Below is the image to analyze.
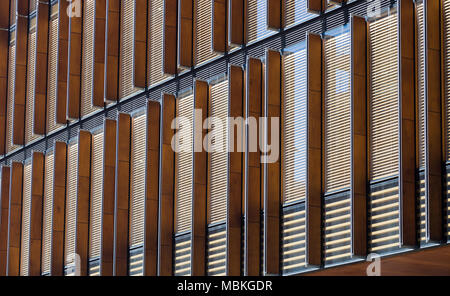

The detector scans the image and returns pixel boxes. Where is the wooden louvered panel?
[6,44,17,153]
[81,0,97,118]
[285,0,314,27]
[175,95,194,233]
[209,80,229,224]
[368,13,399,181]
[195,0,217,65]
[130,114,146,247]
[247,0,271,43]
[324,32,351,192]
[47,15,60,133]
[25,31,38,144]
[148,0,168,86]
[119,0,137,98]
[42,153,54,274]
[20,163,32,276]
[417,2,425,168]
[283,49,307,204]
[89,132,104,259]
[65,142,78,265]
[444,0,450,160]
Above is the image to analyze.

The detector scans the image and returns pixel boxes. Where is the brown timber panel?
[306,32,322,266]
[144,100,160,276]
[178,0,193,68]
[229,0,244,45]
[265,49,281,275]
[7,162,24,276]
[75,130,92,276]
[351,15,367,257]
[135,0,148,88]
[399,0,416,247]
[227,65,244,275]
[101,119,117,275]
[0,166,10,275]
[13,15,28,145]
[105,0,120,101]
[158,94,175,275]
[192,80,208,275]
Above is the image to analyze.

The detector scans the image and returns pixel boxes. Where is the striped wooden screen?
[282,47,307,204]
[89,131,104,276]
[47,4,61,133]
[81,0,97,118]
[20,162,32,276]
[148,0,168,86]
[41,152,54,275]
[119,0,137,98]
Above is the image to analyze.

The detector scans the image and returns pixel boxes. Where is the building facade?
[0,0,448,276]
